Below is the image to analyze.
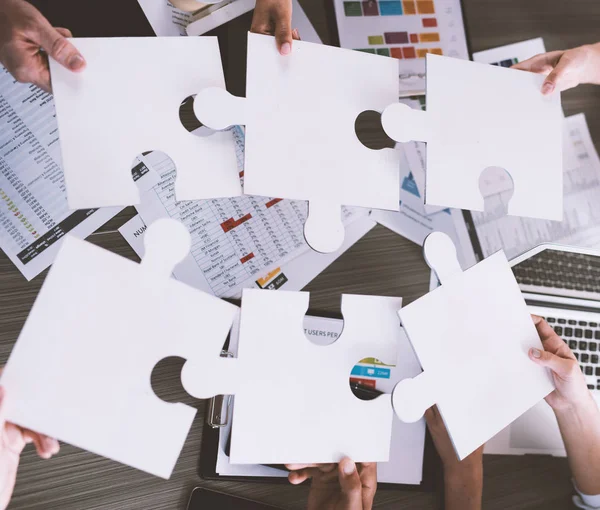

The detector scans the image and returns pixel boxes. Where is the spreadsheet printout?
[0,69,121,280]
[135,127,370,298]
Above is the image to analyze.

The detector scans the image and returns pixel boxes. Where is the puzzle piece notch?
[381,103,430,144]
[141,218,191,279]
[479,166,515,217]
[194,33,402,254]
[380,54,563,221]
[392,232,458,423]
[49,37,241,209]
[304,201,345,254]
[392,374,436,423]
[194,87,247,131]
[392,231,555,459]
[227,289,401,465]
[423,231,462,285]
[0,218,239,479]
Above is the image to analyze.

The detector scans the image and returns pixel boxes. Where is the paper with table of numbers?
[132,126,374,298]
[0,68,122,280]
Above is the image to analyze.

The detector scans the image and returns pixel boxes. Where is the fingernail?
[541,82,554,95]
[343,460,355,475]
[281,42,291,55]
[68,54,85,70]
[531,348,542,358]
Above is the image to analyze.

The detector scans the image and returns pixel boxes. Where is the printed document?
[124,127,374,298]
[466,114,600,260]
[332,0,468,95]
[0,69,121,280]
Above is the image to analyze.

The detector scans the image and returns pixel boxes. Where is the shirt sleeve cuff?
[573,481,600,509]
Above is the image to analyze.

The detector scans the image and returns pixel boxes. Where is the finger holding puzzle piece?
[392,232,555,460]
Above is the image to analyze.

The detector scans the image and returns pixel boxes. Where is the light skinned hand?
[251,0,300,55]
[512,44,600,95]
[528,315,594,412]
[286,458,377,510]
[0,0,85,93]
[0,385,59,510]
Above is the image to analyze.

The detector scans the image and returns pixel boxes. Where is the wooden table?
[2,0,600,508]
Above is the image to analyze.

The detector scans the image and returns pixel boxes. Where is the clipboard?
[198,390,441,491]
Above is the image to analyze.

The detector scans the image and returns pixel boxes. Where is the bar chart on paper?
[333,0,468,94]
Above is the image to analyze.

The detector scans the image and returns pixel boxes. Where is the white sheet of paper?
[227,289,401,464]
[0,68,122,280]
[1,220,238,478]
[393,232,555,460]
[382,54,563,221]
[331,0,469,95]
[50,37,240,209]
[195,33,401,253]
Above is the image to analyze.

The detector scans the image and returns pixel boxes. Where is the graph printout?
[333,0,469,94]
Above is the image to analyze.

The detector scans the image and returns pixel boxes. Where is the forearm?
[443,465,483,510]
[555,394,600,495]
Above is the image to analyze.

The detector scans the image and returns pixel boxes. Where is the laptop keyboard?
[544,316,600,390]
[513,251,600,293]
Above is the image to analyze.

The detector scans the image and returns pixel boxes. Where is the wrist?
[554,393,600,427]
[583,43,600,85]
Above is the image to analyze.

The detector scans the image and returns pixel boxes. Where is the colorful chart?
[333,0,469,94]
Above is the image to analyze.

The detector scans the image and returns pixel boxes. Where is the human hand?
[286,458,377,510]
[425,406,483,510]
[0,385,59,510]
[425,405,483,477]
[251,0,300,55]
[0,0,85,93]
[528,315,594,413]
[512,43,600,95]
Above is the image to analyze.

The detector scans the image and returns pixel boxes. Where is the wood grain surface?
[2,0,599,508]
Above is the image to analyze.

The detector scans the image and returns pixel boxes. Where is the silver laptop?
[486,243,600,456]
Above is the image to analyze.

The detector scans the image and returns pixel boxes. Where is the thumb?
[36,22,85,72]
[541,56,570,95]
[337,458,363,509]
[529,347,575,377]
[275,11,293,56]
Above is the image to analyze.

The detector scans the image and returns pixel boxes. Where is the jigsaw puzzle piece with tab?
[222,289,401,465]
[49,37,241,209]
[194,33,402,253]
[391,232,555,460]
[381,54,563,221]
[1,219,239,479]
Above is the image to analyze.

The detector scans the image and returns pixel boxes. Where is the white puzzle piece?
[381,54,563,221]
[182,289,402,464]
[194,33,402,253]
[391,232,555,460]
[50,37,241,209]
[1,219,239,479]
